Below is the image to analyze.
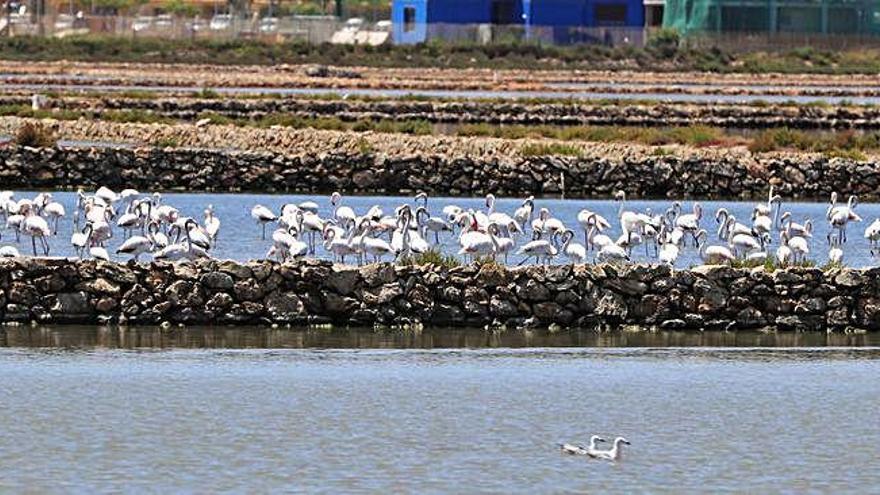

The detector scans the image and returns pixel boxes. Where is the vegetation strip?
[6,106,880,158]
[5,33,880,74]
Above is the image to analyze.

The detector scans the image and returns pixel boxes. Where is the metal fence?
[5,12,880,49]
[682,31,880,51]
[2,13,649,46]
[1,12,366,44]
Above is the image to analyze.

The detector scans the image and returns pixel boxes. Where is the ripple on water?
[0,343,878,492]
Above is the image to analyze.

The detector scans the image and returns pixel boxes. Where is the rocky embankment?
[3,95,879,129]
[1,258,877,331]
[1,138,878,199]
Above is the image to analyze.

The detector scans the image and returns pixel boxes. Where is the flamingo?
[323,225,358,263]
[516,230,558,265]
[70,224,93,257]
[531,208,566,241]
[865,218,880,255]
[782,230,810,263]
[775,244,792,267]
[696,230,735,264]
[672,202,702,246]
[827,192,861,243]
[251,204,277,240]
[204,204,220,241]
[596,243,630,264]
[560,229,587,263]
[513,196,534,231]
[0,245,20,257]
[615,190,646,240]
[578,208,611,246]
[415,206,451,244]
[116,235,153,262]
[22,204,51,255]
[41,198,66,235]
[457,224,498,261]
[331,191,357,228]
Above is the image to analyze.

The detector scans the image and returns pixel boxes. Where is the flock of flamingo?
[0,186,873,267]
[250,187,869,267]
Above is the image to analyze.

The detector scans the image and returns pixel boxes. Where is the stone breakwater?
[3,95,879,129]
[2,143,879,199]
[1,258,878,332]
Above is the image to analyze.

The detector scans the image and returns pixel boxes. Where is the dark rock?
[52,291,91,315]
[264,291,304,319]
[200,272,234,290]
[233,279,263,302]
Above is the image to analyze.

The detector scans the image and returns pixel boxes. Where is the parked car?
[210,14,232,31]
[187,17,207,32]
[132,16,153,32]
[53,13,75,30]
[259,17,278,33]
[155,14,173,29]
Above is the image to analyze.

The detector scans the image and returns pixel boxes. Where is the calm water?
[0,332,878,492]
[5,190,879,268]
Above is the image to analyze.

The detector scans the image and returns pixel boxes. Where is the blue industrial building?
[392,0,645,44]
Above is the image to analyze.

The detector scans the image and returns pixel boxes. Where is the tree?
[162,0,198,17]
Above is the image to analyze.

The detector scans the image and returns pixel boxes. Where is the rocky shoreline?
[5,95,880,129]
[1,258,876,332]
[2,141,878,199]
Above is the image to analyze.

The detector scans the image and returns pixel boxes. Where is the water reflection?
[1,325,878,349]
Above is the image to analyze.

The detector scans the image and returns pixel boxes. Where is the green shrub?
[14,122,56,148]
[520,143,583,157]
[403,248,461,268]
[646,28,680,59]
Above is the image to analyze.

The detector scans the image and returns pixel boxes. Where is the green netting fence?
[663,0,880,35]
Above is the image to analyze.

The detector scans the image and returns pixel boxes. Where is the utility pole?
[6,1,12,38]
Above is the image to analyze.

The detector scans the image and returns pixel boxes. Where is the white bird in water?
[204,204,220,241]
[560,229,587,264]
[116,235,153,262]
[251,204,277,240]
[559,435,606,456]
[588,437,631,461]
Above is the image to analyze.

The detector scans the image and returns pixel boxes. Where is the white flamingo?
[696,230,735,264]
[331,191,357,228]
[204,205,220,241]
[560,229,587,263]
[251,204,277,240]
[516,230,558,265]
[116,235,153,262]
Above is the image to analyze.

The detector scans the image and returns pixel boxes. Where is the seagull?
[588,437,631,461]
[559,435,606,456]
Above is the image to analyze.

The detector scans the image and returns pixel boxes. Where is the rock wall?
[3,95,877,129]
[1,258,878,331]
[1,143,878,199]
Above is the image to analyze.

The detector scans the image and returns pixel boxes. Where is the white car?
[259,17,278,33]
[155,14,173,29]
[132,16,153,32]
[210,14,232,31]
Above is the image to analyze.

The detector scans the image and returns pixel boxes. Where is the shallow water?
[4,82,879,104]
[0,339,878,492]
[4,190,877,268]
